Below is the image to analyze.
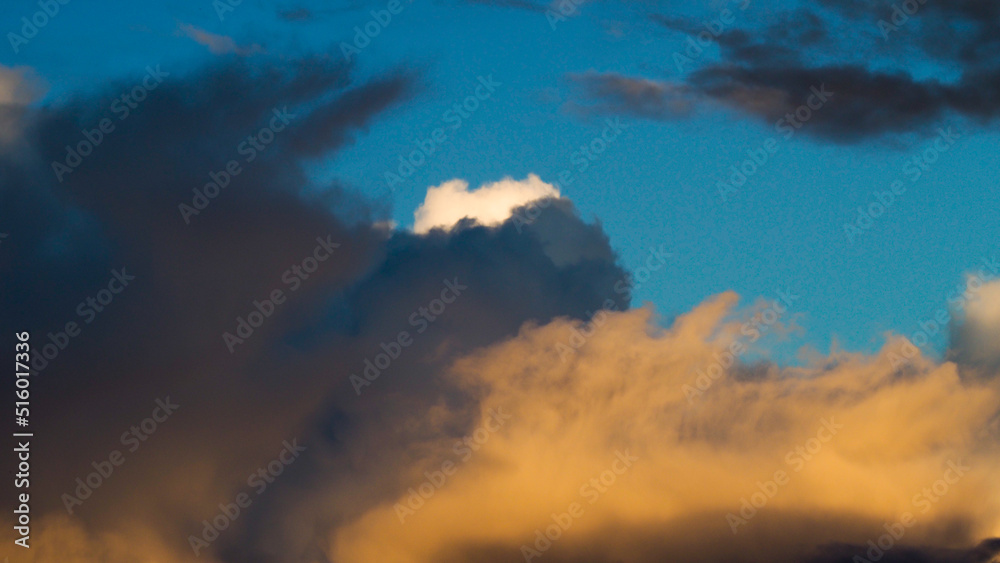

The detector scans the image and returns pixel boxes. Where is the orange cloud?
[330,295,1000,562]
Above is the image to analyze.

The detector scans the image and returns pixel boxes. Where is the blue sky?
[4,0,999,359]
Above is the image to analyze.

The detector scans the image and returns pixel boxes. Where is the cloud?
[0,64,47,105]
[567,71,696,119]
[330,298,1000,561]
[0,64,46,145]
[686,64,954,142]
[179,23,263,56]
[412,174,560,233]
[0,56,630,562]
[569,1,1000,142]
[567,66,970,143]
[951,278,1000,374]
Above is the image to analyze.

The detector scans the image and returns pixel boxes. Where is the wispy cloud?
[178,23,263,56]
[0,64,47,105]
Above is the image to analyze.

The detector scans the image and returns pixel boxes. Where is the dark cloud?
[688,64,954,142]
[0,56,629,561]
[442,513,999,563]
[567,64,1000,143]
[571,0,1000,142]
[566,71,695,119]
[806,538,1000,563]
[709,9,830,67]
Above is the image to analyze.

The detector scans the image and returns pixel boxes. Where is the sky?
[4,0,1000,357]
[1,0,1000,562]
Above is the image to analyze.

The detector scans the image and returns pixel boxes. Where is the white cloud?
[412,174,560,234]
